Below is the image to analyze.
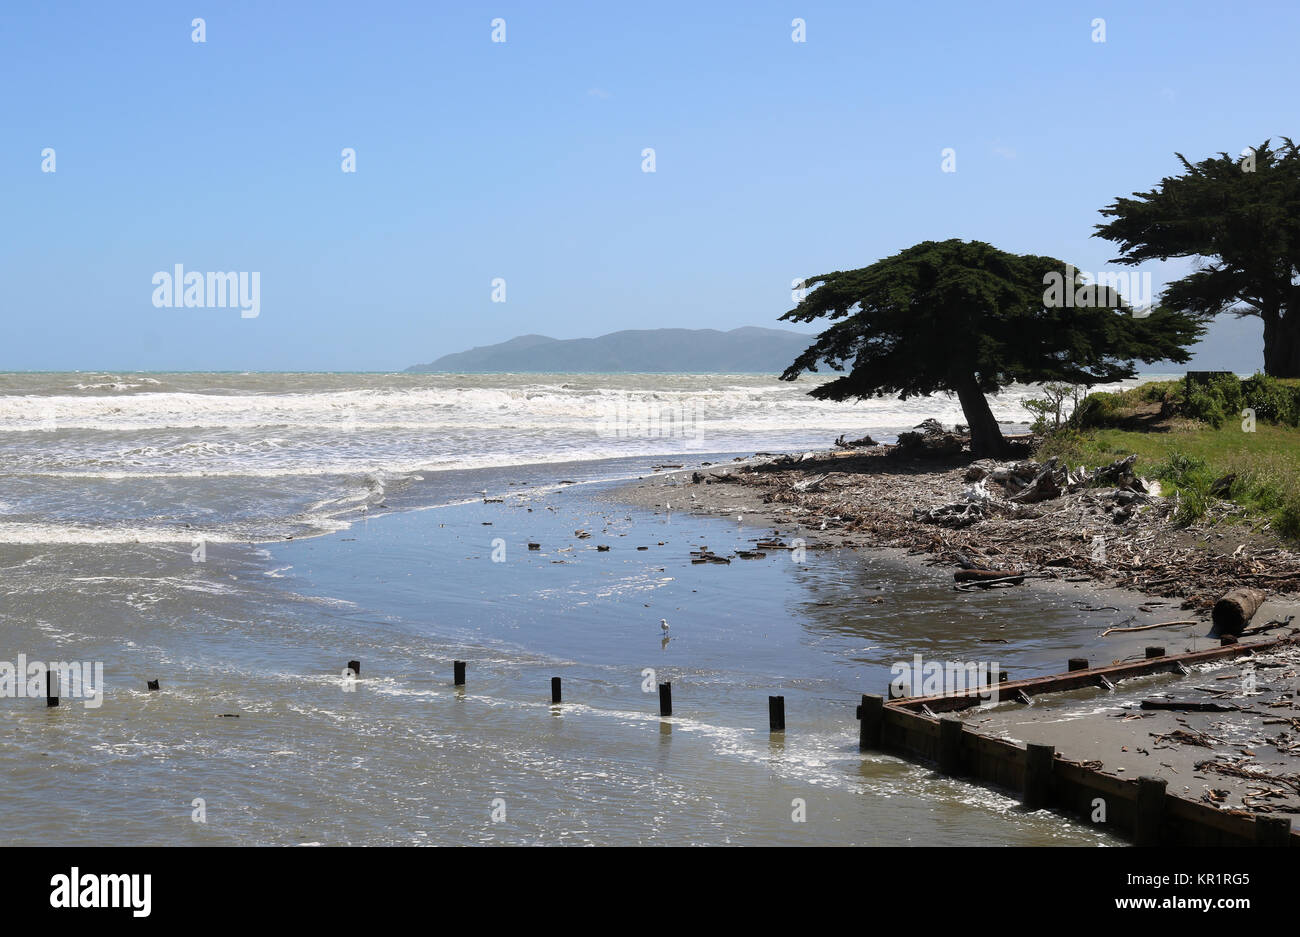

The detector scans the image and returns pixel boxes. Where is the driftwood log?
[1100,619,1197,637]
[1140,699,1240,713]
[1210,587,1266,636]
[954,568,1023,582]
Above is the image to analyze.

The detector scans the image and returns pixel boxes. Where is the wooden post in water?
[1254,815,1291,846]
[347,660,360,677]
[46,670,58,708]
[1134,776,1167,846]
[551,677,562,704]
[858,694,883,750]
[768,695,785,732]
[658,682,672,716]
[146,680,160,691]
[1145,646,1165,659]
[1068,658,1088,672]
[937,718,963,776]
[453,661,466,686]
[1023,743,1054,810]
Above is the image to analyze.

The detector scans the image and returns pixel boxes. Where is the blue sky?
[2,0,1295,371]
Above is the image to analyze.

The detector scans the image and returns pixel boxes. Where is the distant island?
[405,327,817,373]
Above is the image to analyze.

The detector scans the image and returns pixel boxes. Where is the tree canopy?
[1095,138,1300,377]
[780,239,1203,456]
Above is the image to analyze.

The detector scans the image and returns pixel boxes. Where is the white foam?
[0,523,244,545]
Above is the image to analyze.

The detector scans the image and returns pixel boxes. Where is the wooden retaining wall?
[858,634,1300,847]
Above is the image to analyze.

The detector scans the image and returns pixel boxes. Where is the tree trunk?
[954,375,1007,457]
[1261,307,1300,377]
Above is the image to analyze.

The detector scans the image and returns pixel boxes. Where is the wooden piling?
[1023,743,1054,810]
[551,676,562,704]
[46,670,58,708]
[768,695,785,732]
[1145,646,1164,659]
[858,694,883,750]
[658,682,672,716]
[1255,815,1292,846]
[146,680,160,691]
[937,718,963,776]
[1067,658,1088,672]
[1134,776,1167,846]
[453,660,466,686]
[347,659,360,677]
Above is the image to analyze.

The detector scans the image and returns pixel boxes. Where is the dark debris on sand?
[680,437,1300,613]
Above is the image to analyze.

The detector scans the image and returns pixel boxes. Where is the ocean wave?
[0,375,1151,435]
[0,522,246,545]
[0,372,1161,541]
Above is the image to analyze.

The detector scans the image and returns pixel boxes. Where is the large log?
[954,568,1023,582]
[1210,587,1266,636]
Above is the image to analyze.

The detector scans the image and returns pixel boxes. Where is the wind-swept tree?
[1095,138,1300,376]
[780,239,1203,457]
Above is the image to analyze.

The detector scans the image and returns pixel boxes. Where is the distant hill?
[405,327,816,373]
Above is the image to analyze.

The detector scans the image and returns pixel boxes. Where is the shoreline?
[608,444,1300,616]
[607,444,1300,823]
[604,451,1285,669]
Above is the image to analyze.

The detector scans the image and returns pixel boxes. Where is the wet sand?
[969,641,1300,819]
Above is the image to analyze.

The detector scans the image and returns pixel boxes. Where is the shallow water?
[1,461,1142,845]
[0,372,1164,845]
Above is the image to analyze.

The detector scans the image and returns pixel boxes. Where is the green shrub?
[1152,451,1210,484]
[1151,451,1217,527]
[1241,373,1300,426]
[1277,493,1300,539]
[1171,486,1210,527]
[1128,380,1183,407]
[1034,426,1089,463]
[1182,373,1243,428]
[1071,392,1120,428]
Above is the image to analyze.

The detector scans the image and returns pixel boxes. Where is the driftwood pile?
[894,419,965,459]
[912,455,1158,530]
[717,443,1300,608]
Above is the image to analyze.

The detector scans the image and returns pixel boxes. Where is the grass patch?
[1072,374,1300,431]
[1036,421,1300,537]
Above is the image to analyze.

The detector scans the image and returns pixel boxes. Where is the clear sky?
[2,1,1295,371]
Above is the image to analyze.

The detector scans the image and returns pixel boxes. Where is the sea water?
[0,371,1155,845]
